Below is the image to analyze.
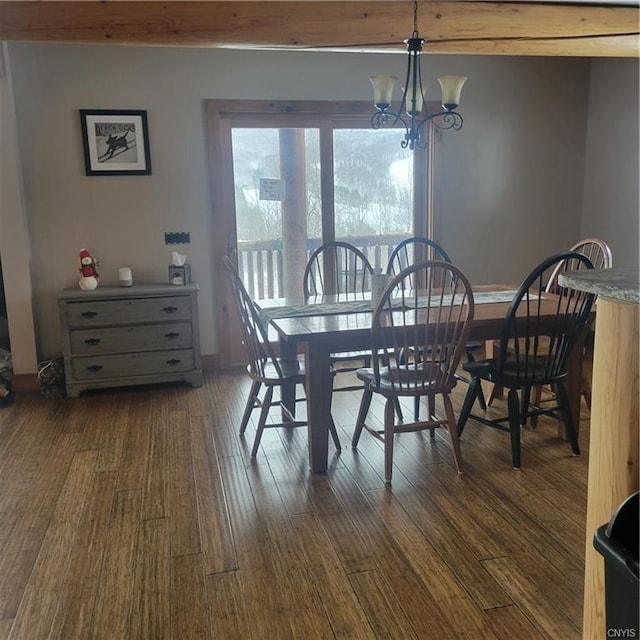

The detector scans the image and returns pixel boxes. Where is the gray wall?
[581,58,639,270]
[2,42,638,367]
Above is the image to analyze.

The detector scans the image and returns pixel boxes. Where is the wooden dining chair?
[352,260,475,484]
[456,252,596,468]
[487,237,612,415]
[545,238,612,296]
[386,237,454,276]
[303,240,374,297]
[387,236,486,419]
[513,238,612,426]
[224,257,341,457]
[528,238,612,422]
[303,241,374,393]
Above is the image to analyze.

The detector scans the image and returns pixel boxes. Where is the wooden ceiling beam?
[0,1,637,57]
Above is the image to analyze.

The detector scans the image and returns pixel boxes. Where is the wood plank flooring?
[0,368,590,639]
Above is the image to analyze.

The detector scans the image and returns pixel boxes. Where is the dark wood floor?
[0,368,590,639]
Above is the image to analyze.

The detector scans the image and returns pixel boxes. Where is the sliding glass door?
[206,100,433,367]
[332,127,414,271]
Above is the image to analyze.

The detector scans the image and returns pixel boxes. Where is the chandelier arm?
[370,110,420,151]
[370,110,410,131]
[420,110,464,132]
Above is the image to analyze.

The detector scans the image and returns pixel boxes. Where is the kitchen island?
[559,268,639,640]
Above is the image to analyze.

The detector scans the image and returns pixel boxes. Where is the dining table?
[255,285,590,474]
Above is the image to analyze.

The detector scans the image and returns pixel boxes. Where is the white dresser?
[58,284,203,398]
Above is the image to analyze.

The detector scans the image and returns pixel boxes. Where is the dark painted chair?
[456,252,596,468]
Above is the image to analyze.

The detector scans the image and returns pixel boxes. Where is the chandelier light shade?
[370,1,467,150]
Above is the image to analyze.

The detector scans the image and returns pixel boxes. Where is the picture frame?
[79,109,151,176]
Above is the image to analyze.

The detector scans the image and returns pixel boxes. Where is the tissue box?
[168,264,191,286]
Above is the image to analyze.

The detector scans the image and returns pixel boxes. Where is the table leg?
[279,338,297,420]
[560,331,588,440]
[483,339,500,405]
[304,340,332,474]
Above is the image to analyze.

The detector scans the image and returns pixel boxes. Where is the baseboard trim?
[12,373,40,393]
[201,354,219,371]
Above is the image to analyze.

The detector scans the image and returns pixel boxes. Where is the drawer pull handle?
[166,358,181,367]
[85,338,101,345]
[165,332,180,340]
[87,364,103,372]
[162,305,178,314]
[81,311,98,319]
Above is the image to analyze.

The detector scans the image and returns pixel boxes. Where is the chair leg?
[529,384,543,429]
[520,386,532,427]
[394,398,404,422]
[553,382,581,456]
[581,369,592,410]
[507,388,522,469]
[442,394,463,474]
[328,414,342,452]
[465,349,487,411]
[427,395,437,438]
[352,388,373,448]
[240,380,261,434]
[251,385,273,458]
[380,353,403,422]
[476,382,487,411]
[383,398,396,485]
[416,395,436,423]
[457,377,480,437]
[487,383,503,406]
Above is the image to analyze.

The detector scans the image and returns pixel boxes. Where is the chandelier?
[370,0,467,151]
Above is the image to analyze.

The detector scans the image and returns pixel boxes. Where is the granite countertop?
[558,268,639,303]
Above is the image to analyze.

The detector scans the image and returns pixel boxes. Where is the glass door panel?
[232,127,320,299]
[333,128,413,272]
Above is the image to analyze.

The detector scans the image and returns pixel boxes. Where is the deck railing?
[238,234,411,299]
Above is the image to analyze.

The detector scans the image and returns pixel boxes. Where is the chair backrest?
[386,237,453,293]
[371,260,475,393]
[498,251,596,383]
[303,241,373,296]
[223,257,282,378]
[386,237,452,277]
[546,238,612,294]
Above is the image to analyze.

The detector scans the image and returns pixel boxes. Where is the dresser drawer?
[66,295,192,328]
[70,349,195,380]
[69,322,192,355]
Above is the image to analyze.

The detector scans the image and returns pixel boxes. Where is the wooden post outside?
[280,129,307,298]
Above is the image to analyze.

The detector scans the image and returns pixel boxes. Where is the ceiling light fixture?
[370,0,467,151]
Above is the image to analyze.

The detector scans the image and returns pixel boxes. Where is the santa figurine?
[78,248,99,290]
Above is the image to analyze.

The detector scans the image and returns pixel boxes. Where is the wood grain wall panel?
[0,1,637,57]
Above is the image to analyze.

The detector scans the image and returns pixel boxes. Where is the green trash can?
[593,491,639,637]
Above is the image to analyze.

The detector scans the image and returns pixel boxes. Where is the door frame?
[205,99,437,368]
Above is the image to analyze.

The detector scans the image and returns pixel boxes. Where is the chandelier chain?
[413,0,419,38]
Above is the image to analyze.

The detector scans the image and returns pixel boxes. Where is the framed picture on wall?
[79,109,152,176]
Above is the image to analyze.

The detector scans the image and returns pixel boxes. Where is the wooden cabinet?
[58,284,203,398]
